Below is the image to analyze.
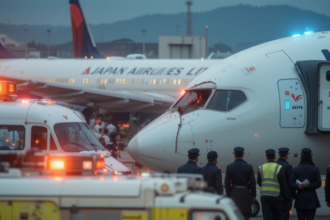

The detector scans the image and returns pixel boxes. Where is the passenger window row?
[82,78,92,84]
[32,78,75,84]
[97,78,193,86]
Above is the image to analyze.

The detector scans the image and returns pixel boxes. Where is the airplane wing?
[0,75,175,113]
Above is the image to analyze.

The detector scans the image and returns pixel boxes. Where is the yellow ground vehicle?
[0,168,244,220]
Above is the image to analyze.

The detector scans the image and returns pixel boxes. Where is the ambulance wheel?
[250,200,260,217]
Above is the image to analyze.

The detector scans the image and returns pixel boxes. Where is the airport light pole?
[24,26,28,59]
[142,29,146,55]
[205,26,208,58]
[47,29,51,57]
[186,0,193,36]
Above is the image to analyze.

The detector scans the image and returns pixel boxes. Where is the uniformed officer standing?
[257,149,290,220]
[326,166,330,208]
[289,148,321,220]
[177,148,202,174]
[225,147,256,220]
[276,147,296,220]
[201,151,223,195]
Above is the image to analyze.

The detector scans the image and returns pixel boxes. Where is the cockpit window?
[54,123,105,152]
[207,90,247,111]
[173,90,212,108]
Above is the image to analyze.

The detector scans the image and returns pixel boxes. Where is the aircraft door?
[318,63,330,131]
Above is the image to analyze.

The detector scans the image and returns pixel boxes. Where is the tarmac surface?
[119,148,330,218]
[251,217,329,220]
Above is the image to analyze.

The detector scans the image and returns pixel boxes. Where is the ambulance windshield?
[0,125,25,150]
[54,123,105,152]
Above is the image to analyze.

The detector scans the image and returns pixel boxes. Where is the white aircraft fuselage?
[0,59,219,100]
[127,31,330,174]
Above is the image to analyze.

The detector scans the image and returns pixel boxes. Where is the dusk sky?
[0,0,329,26]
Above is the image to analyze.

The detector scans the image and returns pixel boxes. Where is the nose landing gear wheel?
[250,200,260,217]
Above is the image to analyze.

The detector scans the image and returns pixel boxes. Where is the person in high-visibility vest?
[257,149,290,220]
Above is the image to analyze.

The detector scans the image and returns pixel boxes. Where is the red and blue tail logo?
[69,0,104,59]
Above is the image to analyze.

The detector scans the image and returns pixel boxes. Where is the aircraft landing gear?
[250,199,260,217]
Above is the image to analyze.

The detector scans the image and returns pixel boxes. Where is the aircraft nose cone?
[126,111,182,172]
[128,136,139,159]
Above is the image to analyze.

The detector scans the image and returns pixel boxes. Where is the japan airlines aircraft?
[0,58,218,113]
[127,31,330,175]
[0,0,220,119]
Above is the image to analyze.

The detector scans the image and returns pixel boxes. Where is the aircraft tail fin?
[0,39,20,59]
[69,0,104,59]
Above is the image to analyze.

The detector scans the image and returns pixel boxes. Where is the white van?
[0,81,130,174]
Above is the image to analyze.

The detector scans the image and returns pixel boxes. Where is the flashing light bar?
[21,100,30,104]
[0,81,16,96]
[83,161,92,170]
[8,84,14,92]
[50,160,65,170]
[304,31,314,35]
[96,160,105,170]
[46,155,105,174]
[37,99,55,105]
[141,172,151,177]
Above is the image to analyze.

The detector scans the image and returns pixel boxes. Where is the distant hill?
[1,4,330,52]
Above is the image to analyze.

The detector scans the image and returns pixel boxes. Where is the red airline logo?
[63,115,68,120]
[291,94,302,102]
[82,67,90,75]
[249,67,255,72]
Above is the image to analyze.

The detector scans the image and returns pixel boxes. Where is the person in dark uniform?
[177,148,202,174]
[326,166,330,208]
[225,147,256,220]
[258,149,290,220]
[108,133,121,159]
[275,147,296,220]
[201,151,223,195]
[289,148,321,220]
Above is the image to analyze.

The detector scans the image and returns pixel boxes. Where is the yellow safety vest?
[259,162,282,197]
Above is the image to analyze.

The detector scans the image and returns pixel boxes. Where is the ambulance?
[0,81,130,174]
[0,153,244,220]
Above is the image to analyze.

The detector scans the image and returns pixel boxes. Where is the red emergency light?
[0,81,16,96]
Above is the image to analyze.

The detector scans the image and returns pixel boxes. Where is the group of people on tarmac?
[93,118,121,159]
[177,147,330,220]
